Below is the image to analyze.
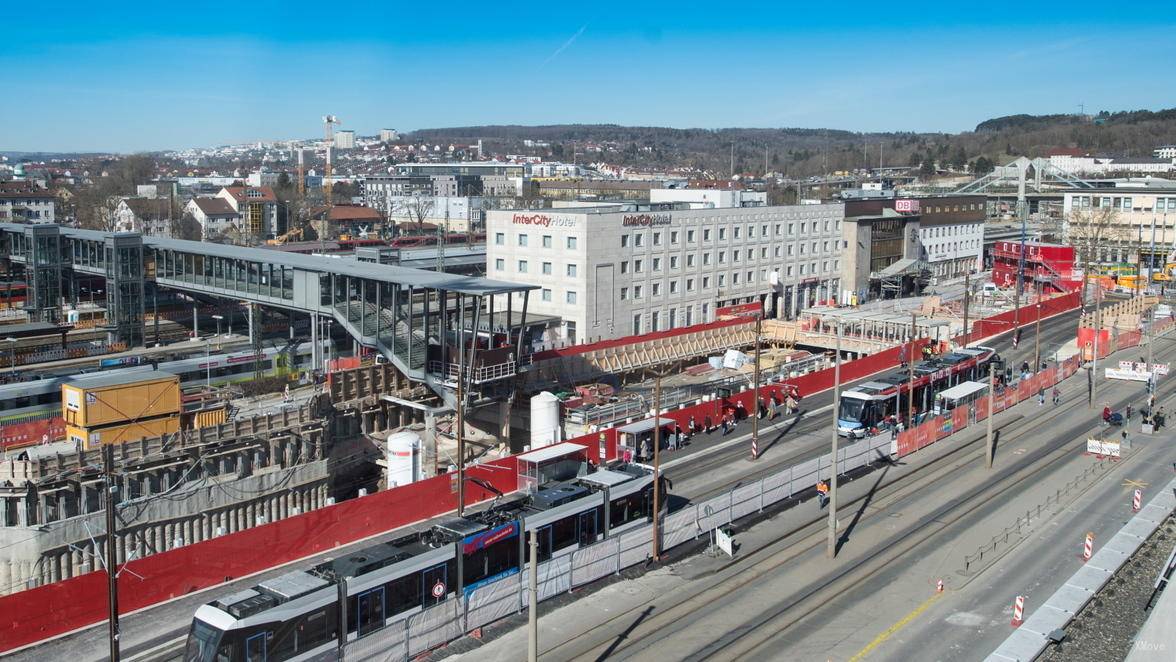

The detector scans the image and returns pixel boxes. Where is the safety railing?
[427,359,518,384]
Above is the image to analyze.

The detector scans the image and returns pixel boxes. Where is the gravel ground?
[1040,515,1176,662]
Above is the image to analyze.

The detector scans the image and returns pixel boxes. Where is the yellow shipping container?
[67,414,181,451]
[191,407,227,429]
[62,370,180,428]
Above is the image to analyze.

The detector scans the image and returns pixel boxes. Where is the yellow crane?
[322,115,340,203]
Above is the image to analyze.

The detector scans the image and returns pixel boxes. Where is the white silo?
[386,430,422,487]
[530,392,561,449]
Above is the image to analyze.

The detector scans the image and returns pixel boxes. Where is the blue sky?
[2,1,1174,153]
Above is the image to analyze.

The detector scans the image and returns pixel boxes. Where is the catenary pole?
[751,312,762,459]
[528,528,538,662]
[962,272,970,348]
[986,362,995,469]
[103,444,121,662]
[827,321,842,558]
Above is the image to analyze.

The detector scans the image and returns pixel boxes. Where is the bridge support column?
[24,224,63,324]
[104,233,145,347]
[498,398,511,449]
[310,312,320,373]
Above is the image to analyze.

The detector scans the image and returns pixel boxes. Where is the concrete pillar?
[498,399,512,447]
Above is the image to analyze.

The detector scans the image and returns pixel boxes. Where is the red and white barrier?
[1011,595,1025,626]
[1082,532,1094,562]
[1133,489,1142,512]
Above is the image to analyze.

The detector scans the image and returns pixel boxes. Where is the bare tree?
[170,212,203,241]
[1065,204,1128,300]
[394,195,435,233]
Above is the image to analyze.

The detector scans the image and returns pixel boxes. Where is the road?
[1,300,1097,661]
[453,305,1175,662]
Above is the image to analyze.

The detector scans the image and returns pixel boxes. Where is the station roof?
[1,224,534,297]
[518,442,587,464]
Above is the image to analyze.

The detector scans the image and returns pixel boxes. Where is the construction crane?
[296,148,306,197]
[322,115,340,204]
[265,226,304,246]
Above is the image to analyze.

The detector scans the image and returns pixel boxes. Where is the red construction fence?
[895,359,1076,457]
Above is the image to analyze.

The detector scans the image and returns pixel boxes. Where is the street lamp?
[212,314,224,338]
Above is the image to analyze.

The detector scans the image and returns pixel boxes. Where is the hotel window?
[653,232,662,246]
[799,264,806,275]
[788,222,795,234]
[687,278,695,292]
[542,235,552,248]
[670,256,679,269]
[747,225,754,238]
[670,230,679,244]
[620,261,629,274]
[620,287,628,300]
[652,283,661,296]
[747,270,754,282]
[651,311,660,332]
[635,259,644,273]
[669,308,676,329]
[634,285,643,298]
[718,251,726,264]
[823,241,829,252]
[799,244,805,255]
[787,266,793,276]
[566,291,577,304]
[518,234,528,247]
[733,250,740,263]
[774,246,781,258]
[566,264,577,277]
[746,249,753,260]
[718,274,726,287]
[495,258,504,271]
[542,262,552,275]
[775,223,782,236]
[633,314,642,335]
[761,247,768,259]
[541,288,551,301]
[567,236,578,249]
[669,280,678,294]
[788,245,794,256]
[824,221,830,232]
[704,228,712,241]
[635,234,644,247]
[734,227,741,239]
[687,254,695,267]
[621,234,630,247]
[653,258,662,271]
[762,224,768,236]
[518,260,528,273]
[687,229,696,242]
[495,232,504,245]
[703,253,711,266]
[702,276,710,288]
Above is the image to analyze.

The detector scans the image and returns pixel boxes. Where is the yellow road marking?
[1123,479,1149,490]
[848,592,943,662]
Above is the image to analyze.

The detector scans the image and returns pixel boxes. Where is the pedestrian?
[1127,404,1133,421]
[786,395,797,415]
[1158,406,1167,430]
[1038,389,1045,406]
[1052,386,1061,405]
[688,416,697,436]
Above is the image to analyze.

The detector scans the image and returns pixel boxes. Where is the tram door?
[245,632,267,662]
[356,587,385,636]
[423,563,448,606]
[578,510,598,546]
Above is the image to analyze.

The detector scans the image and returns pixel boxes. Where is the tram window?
[463,532,520,586]
[611,492,651,528]
[578,509,600,546]
[550,516,578,554]
[296,607,335,652]
[244,631,268,662]
[388,571,422,615]
[530,526,553,562]
[422,562,448,607]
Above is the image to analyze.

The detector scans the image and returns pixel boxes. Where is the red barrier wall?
[968,291,1081,342]
[0,457,519,652]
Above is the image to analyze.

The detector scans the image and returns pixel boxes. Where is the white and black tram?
[836,346,1000,438]
[184,464,663,661]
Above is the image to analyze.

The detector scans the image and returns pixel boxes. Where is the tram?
[184,464,662,662]
[836,346,1000,438]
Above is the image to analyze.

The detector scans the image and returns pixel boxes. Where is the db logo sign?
[431,580,446,598]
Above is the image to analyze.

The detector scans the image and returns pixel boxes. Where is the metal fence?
[340,431,895,661]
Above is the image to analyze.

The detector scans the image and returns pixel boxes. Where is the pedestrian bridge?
[0,223,535,402]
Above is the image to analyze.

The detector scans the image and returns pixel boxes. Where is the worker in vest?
[816,479,830,508]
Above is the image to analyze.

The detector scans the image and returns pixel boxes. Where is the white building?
[649,188,767,209]
[1048,154,1175,176]
[0,189,56,223]
[379,129,399,143]
[916,212,985,280]
[334,130,356,150]
[1062,186,1176,266]
[486,202,845,345]
[184,197,239,238]
[1153,145,1176,160]
[246,170,282,188]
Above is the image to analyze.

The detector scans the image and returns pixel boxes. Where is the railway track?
[536,360,1166,661]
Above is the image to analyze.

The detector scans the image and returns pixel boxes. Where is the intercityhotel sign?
[510,213,578,229]
[621,213,672,228]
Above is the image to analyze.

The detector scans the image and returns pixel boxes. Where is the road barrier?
[1134,489,1143,512]
[1082,532,1095,562]
[1011,595,1026,627]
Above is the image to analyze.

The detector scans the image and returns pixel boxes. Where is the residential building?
[246,170,282,188]
[486,202,844,344]
[184,197,239,238]
[1062,187,1176,268]
[0,184,56,223]
[334,130,356,149]
[396,162,526,178]
[380,195,485,233]
[216,185,282,240]
[1048,151,1175,176]
[1153,145,1176,160]
[114,198,174,236]
[379,129,400,143]
[649,188,767,208]
[481,175,525,198]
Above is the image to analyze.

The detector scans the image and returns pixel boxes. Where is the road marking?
[1122,479,1149,490]
[848,592,943,662]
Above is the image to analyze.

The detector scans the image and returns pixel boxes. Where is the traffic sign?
[431,580,446,598]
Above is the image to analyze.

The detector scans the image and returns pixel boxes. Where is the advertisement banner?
[953,407,968,432]
[1085,438,1122,458]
